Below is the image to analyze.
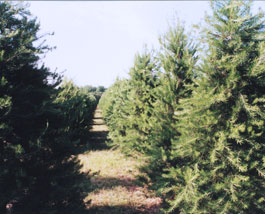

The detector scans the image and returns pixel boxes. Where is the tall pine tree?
[99,78,132,148]
[0,2,94,213]
[120,50,158,153]
[142,24,197,194]
[0,2,60,210]
[166,1,265,213]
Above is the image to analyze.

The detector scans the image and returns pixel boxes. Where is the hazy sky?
[28,1,265,87]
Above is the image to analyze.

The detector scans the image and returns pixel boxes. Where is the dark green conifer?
[0,2,94,213]
[0,2,60,211]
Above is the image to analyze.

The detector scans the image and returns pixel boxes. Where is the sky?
[27,1,265,88]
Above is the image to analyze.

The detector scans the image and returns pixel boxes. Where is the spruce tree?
[100,51,158,154]
[99,78,132,148]
[0,2,60,211]
[166,1,265,213]
[0,2,93,213]
[55,79,97,146]
[121,51,158,153]
[30,79,94,214]
[143,24,197,192]
[156,24,197,151]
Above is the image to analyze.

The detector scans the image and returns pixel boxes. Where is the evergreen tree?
[55,79,97,146]
[140,25,197,194]
[166,1,265,213]
[0,2,94,213]
[28,79,94,213]
[120,51,158,153]
[99,25,198,205]
[81,85,106,102]
[96,86,106,93]
[0,2,60,211]
[99,78,132,148]
[155,24,197,153]
[99,51,159,154]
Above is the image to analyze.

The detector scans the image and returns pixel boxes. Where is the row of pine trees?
[0,2,99,213]
[99,0,265,213]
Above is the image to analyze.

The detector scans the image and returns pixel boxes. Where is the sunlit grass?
[78,108,162,213]
[79,149,140,178]
[78,149,162,213]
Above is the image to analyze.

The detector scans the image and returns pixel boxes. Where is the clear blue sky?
[28,1,265,88]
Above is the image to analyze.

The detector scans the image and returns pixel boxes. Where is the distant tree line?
[99,0,265,213]
[81,85,106,102]
[0,2,99,213]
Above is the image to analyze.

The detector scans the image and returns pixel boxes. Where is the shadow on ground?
[87,109,110,150]
[90,176,140,189]
[79,109,163,214]
[85,204,162,214]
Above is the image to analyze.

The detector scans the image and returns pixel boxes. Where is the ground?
[78,108,162,214]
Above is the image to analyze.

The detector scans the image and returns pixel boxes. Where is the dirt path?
[78,108,162,214]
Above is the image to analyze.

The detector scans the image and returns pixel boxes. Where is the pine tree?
[55,79,97,146]
[0,2,60,211]
[121,50,158,153]
[166,1,265,213]
[99,78,132,148]
[99,50,158,154]
[156,24,197,150]
[142,24,197,192]
[0,2,94,213]
[28,79,94,213]
[99,25,198,202]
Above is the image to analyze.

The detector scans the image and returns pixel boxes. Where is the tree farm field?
[1,1,265,213]
[78,109,162,214]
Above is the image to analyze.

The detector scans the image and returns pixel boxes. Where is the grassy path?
[78,108,162,214]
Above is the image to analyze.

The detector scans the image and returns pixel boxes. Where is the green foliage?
[99,78,132,149]
[99,1,265,213]
[99,23,198,210]
[0,2,97,213]
[123,51,158,154]
[96,85,106,93]
[55,79,97,145]
[26,78,97,214]
[0,2,59,211]
[81,85,106,102]
[165,1,265,213]
[145,24,197,179]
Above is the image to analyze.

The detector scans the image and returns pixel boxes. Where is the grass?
[77,108,162,214]
[78,149,162,214]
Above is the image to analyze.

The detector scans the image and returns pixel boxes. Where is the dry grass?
[93,109,103,119]
[78,150,162,214]
[78,108,162,213]
[79,150,140,177]
[90,124,108,132]
[90,109,108,132]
